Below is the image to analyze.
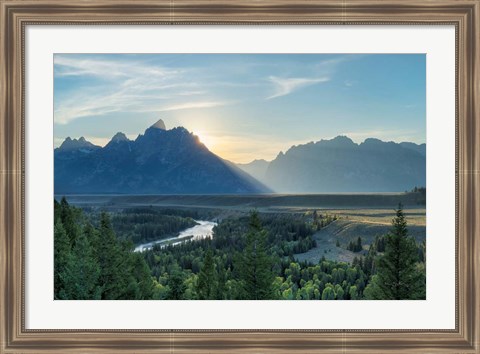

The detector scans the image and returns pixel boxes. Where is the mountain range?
[55,119,426,195]
[54,120,269,195]
[238,136,426,193]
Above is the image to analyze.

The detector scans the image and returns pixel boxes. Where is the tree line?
[83,208,199,245]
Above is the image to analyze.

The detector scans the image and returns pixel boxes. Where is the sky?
[54,54,426,163]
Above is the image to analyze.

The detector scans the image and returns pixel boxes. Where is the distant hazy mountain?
[236,159,270,185]
[55,120,270,195]
[399,142,426,157]
[263,136,426,193]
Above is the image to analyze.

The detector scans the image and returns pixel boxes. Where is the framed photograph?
[1,0,479,352]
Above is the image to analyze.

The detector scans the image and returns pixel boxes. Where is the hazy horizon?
[55,122,426,165]
[54,54,426,163]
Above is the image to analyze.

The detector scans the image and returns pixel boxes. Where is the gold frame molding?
[1,0,479,352]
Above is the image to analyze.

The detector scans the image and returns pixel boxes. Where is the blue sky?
[54,54,426,163]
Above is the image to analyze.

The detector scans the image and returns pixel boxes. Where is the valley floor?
[64,194,426,266]
[294,209,426,264]
[57,192,426,211]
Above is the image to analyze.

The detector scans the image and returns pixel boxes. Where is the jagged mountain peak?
[58,136,99,151]
[317,135,356,148]
[110,132,129,143]
[150,118,166,130]
[104,132,131,151]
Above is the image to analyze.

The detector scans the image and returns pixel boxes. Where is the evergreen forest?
[54,198,426,300]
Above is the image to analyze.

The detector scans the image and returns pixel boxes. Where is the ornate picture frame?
[1,0,479,352]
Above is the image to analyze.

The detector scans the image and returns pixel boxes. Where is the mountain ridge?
[55,120,270,195]
[56,121,426,194]
[261,137,426,193]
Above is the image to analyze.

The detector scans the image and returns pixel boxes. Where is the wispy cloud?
[266,76,330,100]
[314,55,364,71]
[157,101,234,112]
[54,54,357,123]
[264,55,362,99]
[54,56,179,79]
[54,55,230,124]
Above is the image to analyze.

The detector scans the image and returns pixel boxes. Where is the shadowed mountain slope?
[55,119,270,195]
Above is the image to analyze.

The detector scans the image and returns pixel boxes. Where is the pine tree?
[237,211,276,300]
[166,265,186,300]
[196,249,218,299]
[215,261,227,300]
[54,199,61,224]
[364,204,425,299]
[356,237,362,252]
[59,197,81,246]
[97,212,129,299]
[127,252,154,299]
[363,244,376,276]
[334,284,345,299]
[54,220,71,298]
[321,285,335,300]
[349,285,359,300]
[61,232,101,299]
[313,210,319,228]
[83,221,100,259]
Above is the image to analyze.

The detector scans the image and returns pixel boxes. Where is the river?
[134,220,217,252]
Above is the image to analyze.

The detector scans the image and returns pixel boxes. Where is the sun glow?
[194,131,215,150]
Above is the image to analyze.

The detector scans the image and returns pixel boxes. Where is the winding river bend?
[134,220,217,252]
